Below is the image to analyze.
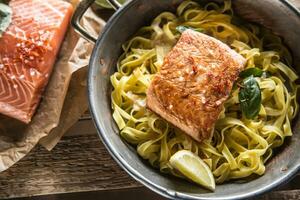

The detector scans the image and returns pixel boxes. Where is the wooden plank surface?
[0,133,141,199]
[0,118,299,199]
[1,0,300,199]
[259,190,300,200]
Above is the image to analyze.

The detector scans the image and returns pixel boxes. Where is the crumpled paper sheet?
[39,9,105,150]
[0,1,105,171]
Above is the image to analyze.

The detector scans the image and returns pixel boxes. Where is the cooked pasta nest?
[110,0,299,184]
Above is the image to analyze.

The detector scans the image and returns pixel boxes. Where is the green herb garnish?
[239,67,263,79]
[239,75,262,119]
[0,1,12,37]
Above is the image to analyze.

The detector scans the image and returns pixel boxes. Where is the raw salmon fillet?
[147,30,246,142]
[0,0,73,123]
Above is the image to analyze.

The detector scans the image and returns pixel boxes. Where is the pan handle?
[107,0,122,10]
[71,0,97,43]
[71,0,122,43]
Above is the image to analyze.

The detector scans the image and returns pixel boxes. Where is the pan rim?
[88,0,300,199]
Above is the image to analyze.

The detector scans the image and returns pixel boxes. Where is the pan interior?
[88,0,300,199]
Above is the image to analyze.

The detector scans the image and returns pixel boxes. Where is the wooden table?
[1,120,300,200]
[1,1,300,199]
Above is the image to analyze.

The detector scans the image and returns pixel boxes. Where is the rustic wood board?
[1,0,300,199]
[0,119,299,199]
[0,133,141,199]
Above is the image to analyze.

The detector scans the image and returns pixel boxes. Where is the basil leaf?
[0,2,12,37]
[239,75,261,119]
[176,25,203,33]
[239,67,263,79]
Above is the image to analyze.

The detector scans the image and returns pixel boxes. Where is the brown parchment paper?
[0,1,105,171]
[39,9,105,150]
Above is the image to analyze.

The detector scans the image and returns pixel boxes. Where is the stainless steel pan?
[72,0,300,199]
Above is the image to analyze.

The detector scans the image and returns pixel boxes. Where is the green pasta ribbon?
[110,0,299,185]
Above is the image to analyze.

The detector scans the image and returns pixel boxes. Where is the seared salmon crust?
[147,30,246,142]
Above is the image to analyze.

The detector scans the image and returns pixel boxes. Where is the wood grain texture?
[259,190,300,200]
[0,134,141,199]
[0,119,299,199]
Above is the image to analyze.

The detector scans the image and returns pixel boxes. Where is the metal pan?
[72,0,300,199]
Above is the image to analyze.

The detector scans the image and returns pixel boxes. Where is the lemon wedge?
[169,150,216,191]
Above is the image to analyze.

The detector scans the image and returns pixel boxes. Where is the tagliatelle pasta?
[110,0,299,184]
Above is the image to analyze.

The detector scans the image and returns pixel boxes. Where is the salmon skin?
[0,0,73,123]
[147,30,246,142]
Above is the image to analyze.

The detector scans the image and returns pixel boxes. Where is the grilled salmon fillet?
[146,30,246,142]
[0,0,73,123]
